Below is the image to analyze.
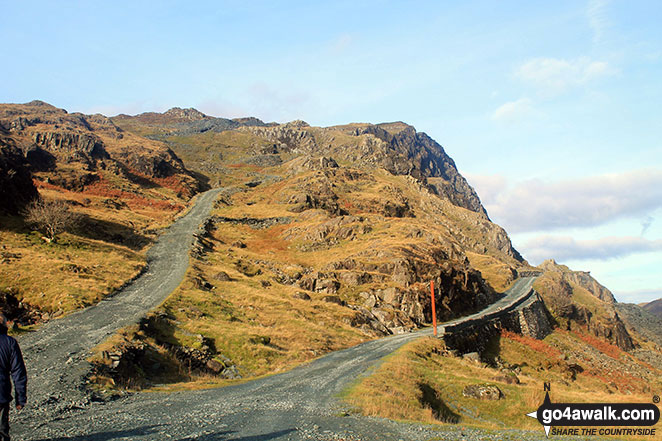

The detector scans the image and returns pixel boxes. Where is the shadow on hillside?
[418,382,460,423]
[189,169,212,191]
[74,214,151,251]
[0,214,30,234]
[30,426,296,441]
[123,168,160,189]
[482,332,503,365]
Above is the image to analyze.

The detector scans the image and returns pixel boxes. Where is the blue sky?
[2,0,661,303]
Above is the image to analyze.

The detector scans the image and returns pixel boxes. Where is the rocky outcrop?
[163,107,208,121]
[557,268,615,303]
[0,138,39,214]
[31,131,109,166]
[0,289,41,326]
[114,144,186,178]
[536,260,634,351]
[0,101,202,197]
[244,121,487,217]
[462,384,503,400]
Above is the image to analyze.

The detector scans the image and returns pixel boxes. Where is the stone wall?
[441,291,553,355]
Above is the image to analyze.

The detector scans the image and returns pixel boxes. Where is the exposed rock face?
[31,131,109,166]
[0,101,202,196]
[244,122,487,217]
[163,107,208,121]
[315,247,497,334]
[516,294,555,340]
[540,262,616,303]
[0,137,39,214]
[616,303,662,347]
[536,260,634,351]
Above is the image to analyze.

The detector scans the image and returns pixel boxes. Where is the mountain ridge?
[1,101,659,407]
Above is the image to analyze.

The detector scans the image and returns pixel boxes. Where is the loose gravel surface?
[14,188,223,419]
[13,206,558,441]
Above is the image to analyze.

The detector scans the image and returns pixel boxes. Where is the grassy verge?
[343,333,662,439]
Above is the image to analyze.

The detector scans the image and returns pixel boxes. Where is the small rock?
[213,271,232,281]
[493,373,520,385]
[206,359,225,374]
[321,295,344,306]
[462,352,481,364]
[293,291,311,300]
[462,384,503,400]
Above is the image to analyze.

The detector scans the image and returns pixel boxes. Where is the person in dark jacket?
[0,314,26,441]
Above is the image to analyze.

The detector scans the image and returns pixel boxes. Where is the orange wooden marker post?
[431,280,437,336]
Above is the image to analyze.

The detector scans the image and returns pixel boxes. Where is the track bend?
[15,272,543,441]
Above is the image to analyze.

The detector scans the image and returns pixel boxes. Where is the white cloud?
[641,215,654,236]
[614,288,662,304]
[491,98,535,122]
[520,235,662,263]
[329,33,353,54]
[464,173,507,205]
[587,0,610,43]
[469,169,662,233]
[516,56,614,95]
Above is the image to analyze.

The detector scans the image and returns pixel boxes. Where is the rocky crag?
[0,101,201,196]
[535,260,634,351]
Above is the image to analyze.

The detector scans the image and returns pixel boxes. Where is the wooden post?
[431,280,437,336]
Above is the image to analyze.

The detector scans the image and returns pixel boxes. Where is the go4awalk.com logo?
[526,384,660,437]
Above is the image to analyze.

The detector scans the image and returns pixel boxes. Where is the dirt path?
[14,188,223,419]
[14,275,551,441]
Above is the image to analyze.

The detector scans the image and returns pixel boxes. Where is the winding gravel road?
[12,190,551,440]
[15,188,223,419]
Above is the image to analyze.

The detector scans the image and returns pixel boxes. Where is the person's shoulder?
[0,333,18,346]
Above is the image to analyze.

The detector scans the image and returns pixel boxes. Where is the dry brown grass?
[1,171,192,315]
[345,331,662,438]
[466,252,516,292]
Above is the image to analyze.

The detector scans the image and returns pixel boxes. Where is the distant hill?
[640,298,662,316]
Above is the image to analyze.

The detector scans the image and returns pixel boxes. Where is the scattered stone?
[462,352,482,364]
[293,291,311,300]
[232,240,246,248]
[493,373,520,385]
[462,384,503,400]
[213,271,232,281]
[322,295,344,306]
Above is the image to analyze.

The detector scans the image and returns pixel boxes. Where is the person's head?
[0,314,7,333]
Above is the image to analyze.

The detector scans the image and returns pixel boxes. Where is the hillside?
[82,107,660,396]
[0,101,203,320]
[640,298,662,316]
[4,102,661,435]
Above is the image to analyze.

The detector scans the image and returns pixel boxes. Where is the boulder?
[462,352,482,363]
[322,295,344,306]
[493,373,520,385]
[213,271,232,281]
[293,291,311,301]
[462,384,503,400]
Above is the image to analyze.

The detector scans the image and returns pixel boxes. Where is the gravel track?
[14,188,223,419]
[13,262,556,440]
